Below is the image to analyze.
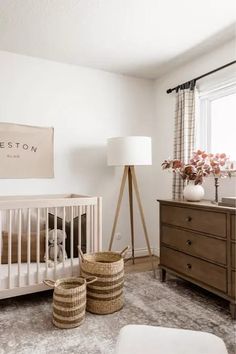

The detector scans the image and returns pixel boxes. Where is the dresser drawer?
[231,243,236,269]
[231,215,236,240]
[161,225,226,265]
[161,205,226,238]
[161,246,227,293]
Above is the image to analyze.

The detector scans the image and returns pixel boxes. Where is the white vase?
[183,181,205,202]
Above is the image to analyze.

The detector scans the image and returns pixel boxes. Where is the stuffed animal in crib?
[45,229,68,266]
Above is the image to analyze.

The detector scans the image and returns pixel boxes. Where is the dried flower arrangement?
[162,150,231,185]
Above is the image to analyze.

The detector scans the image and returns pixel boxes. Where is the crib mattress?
[0,258,80,290]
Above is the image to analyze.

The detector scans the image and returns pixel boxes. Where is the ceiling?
[0,0,235,79]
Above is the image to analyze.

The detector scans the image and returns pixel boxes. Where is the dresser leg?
[160,269,166,282]
[230,302,236,319]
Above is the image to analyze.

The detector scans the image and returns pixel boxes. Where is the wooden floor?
[124,255,159,273]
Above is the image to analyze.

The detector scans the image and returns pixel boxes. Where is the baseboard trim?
[125,247,159,258]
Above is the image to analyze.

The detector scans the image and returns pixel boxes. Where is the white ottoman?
[115,325,228,354]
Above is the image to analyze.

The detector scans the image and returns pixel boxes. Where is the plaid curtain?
[172,84,196,199]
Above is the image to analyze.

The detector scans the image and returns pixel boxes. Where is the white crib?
[0,194,102,299]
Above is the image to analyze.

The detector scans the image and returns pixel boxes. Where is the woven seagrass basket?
[79,247,129,315]
[44,276,97,329]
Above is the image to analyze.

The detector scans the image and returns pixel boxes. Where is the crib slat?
[70,206,74,272]
[78,206,81,260]
[82,205,85,215]
[45,208,49,277]
[90,205,93,252]
[18,209,22,287]
[93,204,97,252]
[62,207,66,271]
[36,208,40,283]
[97,197,102,251]
[54,208,57,279]
[27,208,31,285]
[8,210,12,289]
[82,203,85,253]
[86,205,90,253]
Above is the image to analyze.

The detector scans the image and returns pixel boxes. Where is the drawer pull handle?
[185,216,192,222]
[187,263,192,269]
[186,240,192,246]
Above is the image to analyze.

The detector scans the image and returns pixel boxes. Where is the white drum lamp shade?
[107,136,152,166]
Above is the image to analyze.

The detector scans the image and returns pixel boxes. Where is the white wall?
[1,38,235,258]
[154,38,236,247]
[0,50,157,253]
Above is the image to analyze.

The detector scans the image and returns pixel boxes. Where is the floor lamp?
[107,136,155,276]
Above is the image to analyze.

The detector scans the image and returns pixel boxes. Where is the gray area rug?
[0,271,235,354]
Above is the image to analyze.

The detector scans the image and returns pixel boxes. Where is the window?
[197,83,236,163]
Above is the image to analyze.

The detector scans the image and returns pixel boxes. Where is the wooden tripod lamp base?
[107,137,155,277]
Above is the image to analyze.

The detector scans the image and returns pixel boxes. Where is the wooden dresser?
[158,199,236,318]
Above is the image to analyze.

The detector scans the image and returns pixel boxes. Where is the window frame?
[198,82,236,156]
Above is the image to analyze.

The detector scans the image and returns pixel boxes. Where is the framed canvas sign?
[0,123,54,178]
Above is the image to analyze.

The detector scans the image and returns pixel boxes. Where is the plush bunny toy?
[45,229,68,266]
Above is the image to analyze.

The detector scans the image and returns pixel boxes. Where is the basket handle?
[78,247,85,262]
[85,276,97,285]
[120,246,129,258]
[43,279,55,288]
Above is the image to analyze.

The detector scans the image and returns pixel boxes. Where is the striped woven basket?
[79,247,129,315]
[44,276,97,329]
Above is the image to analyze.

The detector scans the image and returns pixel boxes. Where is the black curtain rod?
[166,60,236,94]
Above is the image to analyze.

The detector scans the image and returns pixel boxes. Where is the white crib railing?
[0,194,102,299]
